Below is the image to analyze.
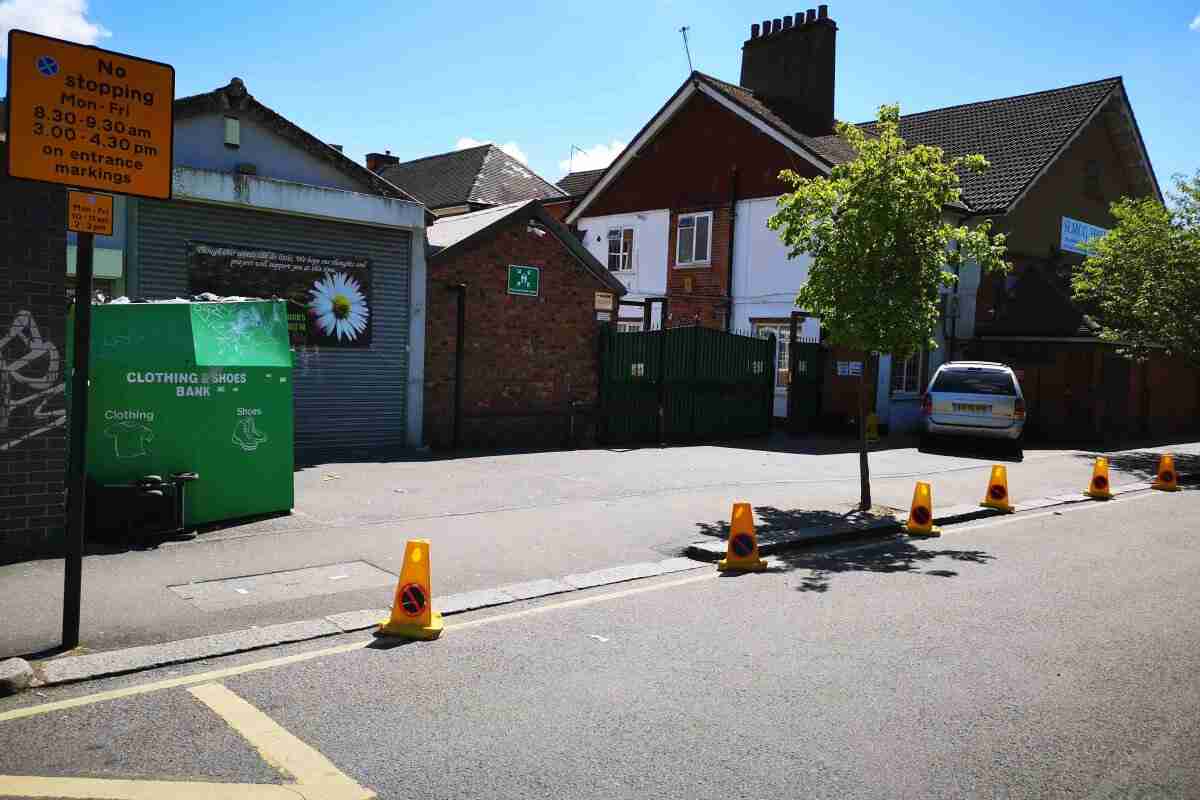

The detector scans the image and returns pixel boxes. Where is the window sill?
[890,392,922,400]
[673,262,711,269]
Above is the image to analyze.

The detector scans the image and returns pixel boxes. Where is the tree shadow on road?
[1072,449,1200,483]
[770,538,996,593]
[694,505,898,541]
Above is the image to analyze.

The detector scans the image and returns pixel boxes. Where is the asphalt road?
[2,437,1197,658]
[2,488,1198,798]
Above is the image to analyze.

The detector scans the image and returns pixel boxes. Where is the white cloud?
[1191,12,1200,30]
[455,137,529,165]
[559,140,627,174]
[0,0,111,58]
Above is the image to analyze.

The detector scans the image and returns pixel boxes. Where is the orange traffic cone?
[718,502,767,572]
[378,539,444,640]
[904,481,941,537]
[1152,454,1181,492]
[1084,457,1113,500]
[979,465,1015,513]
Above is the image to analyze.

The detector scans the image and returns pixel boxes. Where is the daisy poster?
[187,242,372,348]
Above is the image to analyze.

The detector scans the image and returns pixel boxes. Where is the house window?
[616,321,643,333]
[224,116,240,148]
[753,323,790,388]
[607,227,634,272]
[890,350,925,396]
[675,212,712,267]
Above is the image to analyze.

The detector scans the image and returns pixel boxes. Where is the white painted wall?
[729,196,819,336]
[172,167,427,230]
[576,209,669,323]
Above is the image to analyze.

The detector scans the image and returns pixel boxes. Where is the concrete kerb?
[20,477,1183,693]
[684,479,1170,562]
[28,556,706,690]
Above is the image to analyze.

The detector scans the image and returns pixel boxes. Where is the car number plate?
[953,403,992,414]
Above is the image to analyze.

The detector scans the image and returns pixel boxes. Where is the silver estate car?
[921,361,1026,451]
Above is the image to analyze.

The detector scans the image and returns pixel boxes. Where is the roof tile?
[381,144,565,210]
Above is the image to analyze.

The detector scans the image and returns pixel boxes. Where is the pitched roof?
[174,79,421,204]
[427,200,627,297]
[977,265,1101,338]
[380,144,566,210]
[557,169,606,198]
[861,77,1127,214]
[569,71,1156,223]
[694,72,857,166]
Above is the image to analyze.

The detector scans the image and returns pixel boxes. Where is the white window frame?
[752,322,791,390]
[607,227,635,272]
[890,350,924,397]
[675,211,712,268]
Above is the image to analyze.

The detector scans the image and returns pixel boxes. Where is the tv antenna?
[568,144,586,173]
[679,26,693,73]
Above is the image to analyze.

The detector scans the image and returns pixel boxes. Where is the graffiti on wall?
[0,310,66,452]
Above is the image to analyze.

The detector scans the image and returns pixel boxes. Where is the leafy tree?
[1072,172,1200,366]
[768,105,1008,510]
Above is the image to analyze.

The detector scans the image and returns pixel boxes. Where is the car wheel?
[1011,439,1025,461]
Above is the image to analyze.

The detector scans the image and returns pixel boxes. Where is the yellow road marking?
[0,775,299,798]
[0,571,718,724]
[189,682,370,795]
[0,682,374,800]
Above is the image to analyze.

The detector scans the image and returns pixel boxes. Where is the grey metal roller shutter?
[135,199,411,462]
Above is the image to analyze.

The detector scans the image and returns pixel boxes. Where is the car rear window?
[931,369,1016,396]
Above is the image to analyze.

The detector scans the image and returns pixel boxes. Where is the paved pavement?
[2,489,1198,798]
[1,435,1197,658]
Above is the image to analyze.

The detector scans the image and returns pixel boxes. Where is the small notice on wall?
[1061,217,1109,255]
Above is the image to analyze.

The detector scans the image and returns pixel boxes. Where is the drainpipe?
[725,167,739,332]
[451,283,467,450]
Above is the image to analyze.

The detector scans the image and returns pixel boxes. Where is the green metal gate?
[788,339,824,433]
[598,325,775,445]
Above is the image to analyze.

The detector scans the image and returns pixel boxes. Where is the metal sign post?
[61,232,94,649]
[6,29,174,650]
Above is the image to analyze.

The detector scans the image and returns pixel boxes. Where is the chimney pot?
[751,22,760,38]
[818,4,828,18]
[739,5,837,135]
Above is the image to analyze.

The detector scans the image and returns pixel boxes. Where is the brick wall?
[425,211,606,450]
[1,145,69,562]
[666,206,732,329]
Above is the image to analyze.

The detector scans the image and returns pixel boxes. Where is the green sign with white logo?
[507,265,540,297]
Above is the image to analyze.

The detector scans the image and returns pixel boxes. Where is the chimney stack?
[365,150,400,174]
[739,7,837,136]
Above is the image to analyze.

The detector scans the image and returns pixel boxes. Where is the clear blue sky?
[3,0,1197,192]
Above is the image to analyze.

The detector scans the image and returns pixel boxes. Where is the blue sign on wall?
[1060,217,1109,255]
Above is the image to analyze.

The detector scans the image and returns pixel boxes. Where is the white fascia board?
[695,83,829,173]
[172,167,427,230]
[566,85,698,225]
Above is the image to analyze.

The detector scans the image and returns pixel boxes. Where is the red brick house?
[424,200,626,449]
[564,6,1186,439]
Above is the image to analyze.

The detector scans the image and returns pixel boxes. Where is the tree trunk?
[858,367,872,510]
